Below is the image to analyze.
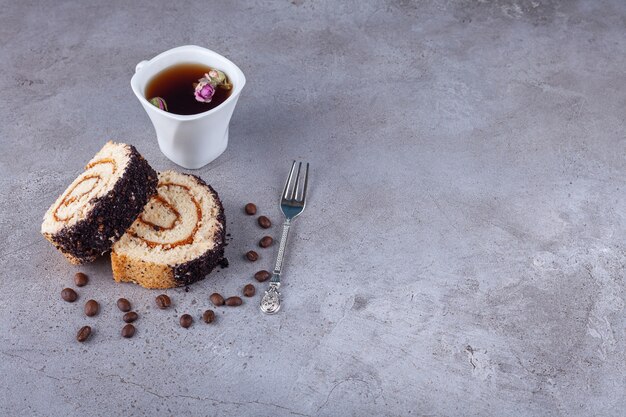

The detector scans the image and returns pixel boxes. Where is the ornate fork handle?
[260,220,291,314]
[272,220,291,280]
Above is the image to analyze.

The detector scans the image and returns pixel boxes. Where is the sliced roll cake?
[41,141,158,264]
[111,170,226,289]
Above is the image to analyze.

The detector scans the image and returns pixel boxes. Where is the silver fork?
[260,161,309,315]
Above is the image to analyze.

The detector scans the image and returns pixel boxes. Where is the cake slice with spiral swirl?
[111,170,226,289]
[41,141,158,264]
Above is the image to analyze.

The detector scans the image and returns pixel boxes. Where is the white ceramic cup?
[131,45,246,169]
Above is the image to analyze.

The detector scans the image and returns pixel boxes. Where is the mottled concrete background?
[0,0,624,416]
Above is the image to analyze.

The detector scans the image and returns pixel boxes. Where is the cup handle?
[135,60,149,73]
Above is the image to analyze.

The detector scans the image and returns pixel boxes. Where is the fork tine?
[291,162,302,201]
[287,161,301,201]
[300,163,309,203]
[282,161,297,200]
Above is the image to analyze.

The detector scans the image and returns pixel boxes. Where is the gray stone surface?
[0,0,624,415]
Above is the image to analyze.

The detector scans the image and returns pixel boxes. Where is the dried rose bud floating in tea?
[145,63,232,115]
[149,97,168,111]
[193,69,231,103]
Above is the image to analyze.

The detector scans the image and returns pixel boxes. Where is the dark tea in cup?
[145,63,232,115]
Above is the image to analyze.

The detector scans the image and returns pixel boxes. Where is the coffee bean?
[259,236,273,248]
[180,314,193,328]
[123,311,138,323]
[155,294,171,309]
[84,300,99,317]
[245,250,259,262]
[74,272,88,287]
[243,284,256,297]
[225,296,243,306]
[244,203,257,215]
[76,326,91,342]
[254,270,271,282]
[121,324,135,338]
[116,298,131,312]
[258,216,271,229]
[61,288,78,302]
[202,309,215,323]
[210,293,225,306]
